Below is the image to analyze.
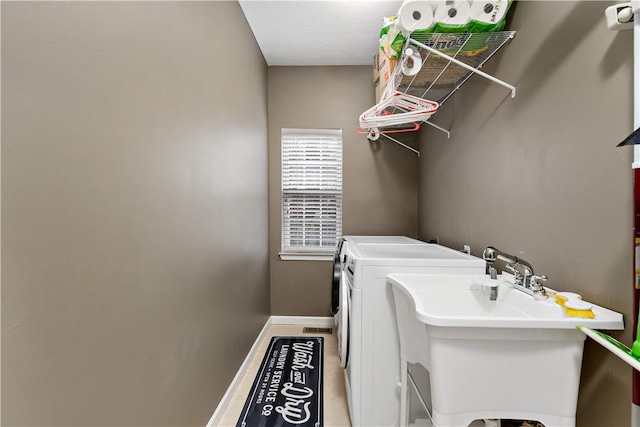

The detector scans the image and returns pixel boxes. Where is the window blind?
[281,129,343,254]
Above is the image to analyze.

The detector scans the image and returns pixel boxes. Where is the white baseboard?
[206,318,271,427]
[206,315,334,426]
[270,315,334,326]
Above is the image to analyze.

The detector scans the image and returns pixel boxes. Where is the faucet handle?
[530,274,547,284]
[529,275,548,292]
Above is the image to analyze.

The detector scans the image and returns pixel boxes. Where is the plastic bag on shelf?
[468,0,512,33]
[379,16,406,60]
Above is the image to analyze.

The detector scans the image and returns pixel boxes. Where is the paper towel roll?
[468,0,510,32]
[469,0,509,24]
[434,0,471,31]
[398,0,435,33]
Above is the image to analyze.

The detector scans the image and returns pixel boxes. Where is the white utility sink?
[388,273,624,427]
[388,273,623,330]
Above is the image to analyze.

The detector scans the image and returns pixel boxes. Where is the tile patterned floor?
[216,324,352,427]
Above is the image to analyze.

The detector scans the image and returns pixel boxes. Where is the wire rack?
[360,31,516,155]
[393,31,516,106]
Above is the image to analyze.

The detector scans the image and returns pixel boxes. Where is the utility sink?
[387,273,623,330]
[387,273,624,427]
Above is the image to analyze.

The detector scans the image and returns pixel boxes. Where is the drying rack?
[361,31,516,156]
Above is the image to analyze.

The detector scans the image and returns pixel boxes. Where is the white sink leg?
[400,357,409,427]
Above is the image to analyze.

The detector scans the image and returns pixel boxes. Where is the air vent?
[303,327,333,334]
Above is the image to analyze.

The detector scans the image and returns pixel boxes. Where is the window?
[280,128,343,260]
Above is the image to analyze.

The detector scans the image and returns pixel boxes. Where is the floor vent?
[303,327,333,334]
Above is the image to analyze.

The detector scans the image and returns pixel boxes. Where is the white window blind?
[281,128,343,255]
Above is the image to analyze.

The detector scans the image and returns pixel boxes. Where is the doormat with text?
[236,336,324,427]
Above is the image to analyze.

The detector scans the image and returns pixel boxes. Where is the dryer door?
[331,238,345,315]
[337,270,350,369]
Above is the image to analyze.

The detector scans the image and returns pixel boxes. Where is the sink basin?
[387,273,623,330]
[388,273,624,427]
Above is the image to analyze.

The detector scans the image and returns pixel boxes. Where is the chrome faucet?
[489,266,498,301]
[482,246,547,298]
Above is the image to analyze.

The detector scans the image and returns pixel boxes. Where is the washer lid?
[354,243,476,261]
[345,235,423,245]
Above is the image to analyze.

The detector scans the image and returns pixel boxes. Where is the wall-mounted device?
[606,1,639,30]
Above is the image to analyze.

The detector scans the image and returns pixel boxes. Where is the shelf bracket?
[379,133,421,157]
[373,120,450,156]
[422,120,450,139]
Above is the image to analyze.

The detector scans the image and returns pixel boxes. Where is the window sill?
[279,252,333,262]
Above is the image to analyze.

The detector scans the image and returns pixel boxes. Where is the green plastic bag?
[468,0,512,33]
[379,16,406,59]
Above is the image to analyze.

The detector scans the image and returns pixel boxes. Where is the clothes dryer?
[333,236,485,427]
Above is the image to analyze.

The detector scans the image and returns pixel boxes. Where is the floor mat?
[236,336,324,427]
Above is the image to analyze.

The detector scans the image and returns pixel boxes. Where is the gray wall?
[2,2,269,425]
[268,66,419,315]
[418,2,633,425]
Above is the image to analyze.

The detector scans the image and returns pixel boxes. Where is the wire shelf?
[393,31,516,105]
[359,31,516,155]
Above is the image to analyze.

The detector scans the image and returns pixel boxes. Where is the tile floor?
[216,324,352,427]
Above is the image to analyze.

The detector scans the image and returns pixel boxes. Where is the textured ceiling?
[238,0,403,66]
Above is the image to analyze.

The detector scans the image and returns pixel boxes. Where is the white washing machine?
[333,236,485,427]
